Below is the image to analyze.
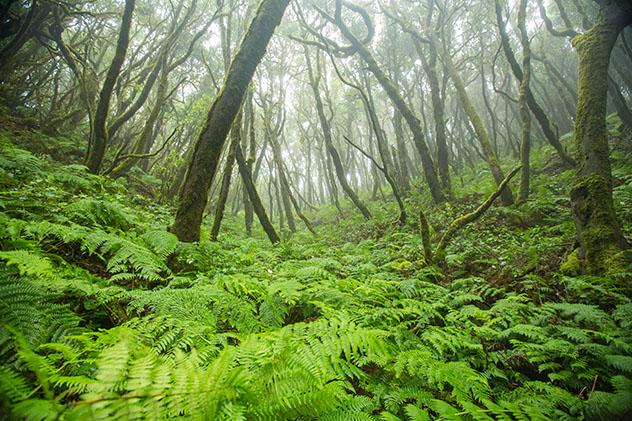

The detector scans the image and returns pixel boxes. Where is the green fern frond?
[0,251,53,278]
[142,229,178,260]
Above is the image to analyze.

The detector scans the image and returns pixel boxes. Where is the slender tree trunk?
[569,1,631,274]
[210,113,241,241]
[270,136,296,232]
[244,94,256,236]
[305,50,372,219]
[85,0,136,174]
[415,40,451,196]
[172,0,290,242]
[495,0,576,168]
[607,74,632,131]
[436,34,515,206]
[517,0,531,203]
[392,110,411,192]
[332,7,445,203]
[234,143,280,244]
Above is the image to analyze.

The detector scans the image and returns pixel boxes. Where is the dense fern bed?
[1,132,631,419]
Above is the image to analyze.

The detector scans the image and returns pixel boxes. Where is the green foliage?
[1,136,632,420]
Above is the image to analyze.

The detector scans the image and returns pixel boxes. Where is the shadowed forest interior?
[1,0,632,419]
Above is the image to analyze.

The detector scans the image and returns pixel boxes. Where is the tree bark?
[171,0,290,242]
[86,0,136,174]
[569,1,631,274]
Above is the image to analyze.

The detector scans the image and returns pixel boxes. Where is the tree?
[171,0,290,242]
[517,0,531,202]
[85,0,136,174]
[434,30,515,206]
[568,0,632,274]
[495,0,577,168]
[304,48,372,220]
[300,0,447,204]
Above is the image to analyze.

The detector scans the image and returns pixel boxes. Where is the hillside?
[1,128,631,420]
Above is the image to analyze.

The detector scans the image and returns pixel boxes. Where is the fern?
[63,197,136,230]
[0,250,53,278]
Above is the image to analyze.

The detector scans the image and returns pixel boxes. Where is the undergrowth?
[0,130,631,420]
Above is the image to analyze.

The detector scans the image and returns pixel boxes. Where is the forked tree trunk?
[331,5,446,204]
[210,113,241,241]
[305,50,372,220]
[569,1,631,274]
[234,143,280,244]
[244,93,256,236]
[172,0,290,242]
[495,0,576,168]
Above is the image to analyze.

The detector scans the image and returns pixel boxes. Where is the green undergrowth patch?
[1,134,631,420]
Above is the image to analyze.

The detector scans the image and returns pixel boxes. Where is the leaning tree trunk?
[331,10,446,204]
[234,143,280,244]
[416,40,451,196]
[86,0,136,174]
[172,0,290,242]
[569,1,631,274]
[436,34,515,206]
[495,0,576,168]
[244,93,256,236]
[210,113,241,241]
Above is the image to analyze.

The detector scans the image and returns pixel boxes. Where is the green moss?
[604,249,632,275]
[560,249,581,276]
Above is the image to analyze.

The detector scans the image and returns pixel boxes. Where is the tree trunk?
[210,113,241,241]
[171,0,290,242]
[305,50,372,219]
[85,0,136,174]
[517,0,531,203]
[244,93,256,237]
[417,40,451,196]
[332,9,445,203]
[436,34,515,206]
[569,1,631,274]
[495,0,576,168]
[234,143,280,244]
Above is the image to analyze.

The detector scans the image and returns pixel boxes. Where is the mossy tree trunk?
[85,0,136,174]
[171,0,290,242]
[569,0,632,274]
[435,33,515,206]
[495,0,577,168]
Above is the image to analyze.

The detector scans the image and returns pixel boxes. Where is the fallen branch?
[434,166,521,261]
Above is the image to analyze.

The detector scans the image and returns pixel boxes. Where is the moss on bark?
[171,0,290,242]
[569,1,631,274]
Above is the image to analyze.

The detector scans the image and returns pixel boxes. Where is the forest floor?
[1,124,631,420]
